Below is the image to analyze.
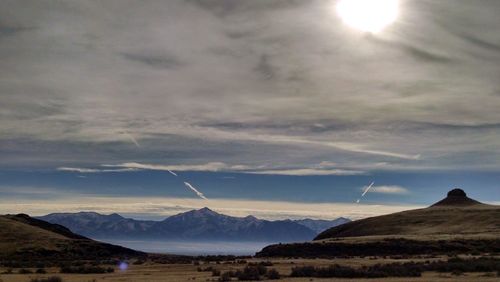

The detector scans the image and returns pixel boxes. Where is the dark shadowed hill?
[315,189,499,240]
[0,213,144,262]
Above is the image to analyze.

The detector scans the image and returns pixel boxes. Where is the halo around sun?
[336,0,399,33]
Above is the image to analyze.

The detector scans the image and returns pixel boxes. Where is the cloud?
[121,53,182,69]
[0,26,33,37]
[58,162,365,176]
[0,195,423,220]
[57,167,138,173]
[1,0,500,174]
[107,162,242,172]
[246,168,365,176]
[365,185,410,195]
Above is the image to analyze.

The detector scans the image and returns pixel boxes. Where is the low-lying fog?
[99,239,274,256]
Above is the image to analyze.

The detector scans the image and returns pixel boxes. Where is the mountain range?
[37,208,350,242]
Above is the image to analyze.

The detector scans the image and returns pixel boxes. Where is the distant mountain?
[38,208,349,242]
[0,213,144,261]
[38,211,156,238]
[294,218,351,234]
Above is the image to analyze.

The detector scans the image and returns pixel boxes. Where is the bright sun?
[336,0,399,33]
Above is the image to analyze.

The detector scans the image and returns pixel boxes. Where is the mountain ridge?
[38,208,350,242]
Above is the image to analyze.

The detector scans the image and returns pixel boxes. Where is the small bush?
[235,265,267,281]
[266,268,280,280]
[36,268,47,274]
[219,271,232,282]
[249,261,273,267]
[212,268,221,276]
[19,268,33,274]
[197,266,215,272]
[60,265,114,274]
[30,277,63,282]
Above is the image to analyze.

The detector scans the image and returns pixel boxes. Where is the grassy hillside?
[257,190,500,258]
[315,205,500,240]
[0,214,144,262]
[315,190,499,240]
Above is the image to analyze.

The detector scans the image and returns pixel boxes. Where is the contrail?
[117,131,141,148]
[361,181,375,197]
[356,181,374,203]
[167,170,178,177]
[124,132,141,148]
[184,181,208,200]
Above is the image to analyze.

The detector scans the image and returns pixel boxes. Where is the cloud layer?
[1,0,500,175]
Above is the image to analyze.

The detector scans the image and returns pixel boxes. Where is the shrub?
[212,268,221,276]
[30,277,63,282]
[266,268,280,280]
[219,271,232,282]
[236,265,267,281]
[60,265,114,274]
[197,266,215,272]
[19,268,33,274]
[249,261,273,267]
[291,263,421,278]
[36,268,47,274]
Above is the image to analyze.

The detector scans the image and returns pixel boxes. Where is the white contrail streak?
[361,181,375,197]
[183,181,208,200]
[167,170,178,177]
[356,181,374,203]
[124,132,141,148]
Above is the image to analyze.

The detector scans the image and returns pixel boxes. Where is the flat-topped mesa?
[431,188,483,207]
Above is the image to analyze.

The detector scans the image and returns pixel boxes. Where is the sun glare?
[336,0,399,33]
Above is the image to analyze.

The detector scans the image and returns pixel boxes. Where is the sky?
[1,0,499,220]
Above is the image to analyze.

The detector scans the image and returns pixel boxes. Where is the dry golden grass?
[1,257,499,282]
[316,205,500,240]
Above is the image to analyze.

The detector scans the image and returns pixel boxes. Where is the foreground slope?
[0,214,144,261]
[315,189,499,240]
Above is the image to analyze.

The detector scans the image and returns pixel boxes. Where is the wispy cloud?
[365,185,410,195]
[0,195,423,220]
[57,167,138,173]
[2,0,500,176]
[107,162,244,172]
[247,168,365,176]
[59,162,366,176]
[183,181,208,200]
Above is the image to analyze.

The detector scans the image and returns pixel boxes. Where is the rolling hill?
[0,213,144,262]
[315,189,500,240]
[257,189,500,258]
